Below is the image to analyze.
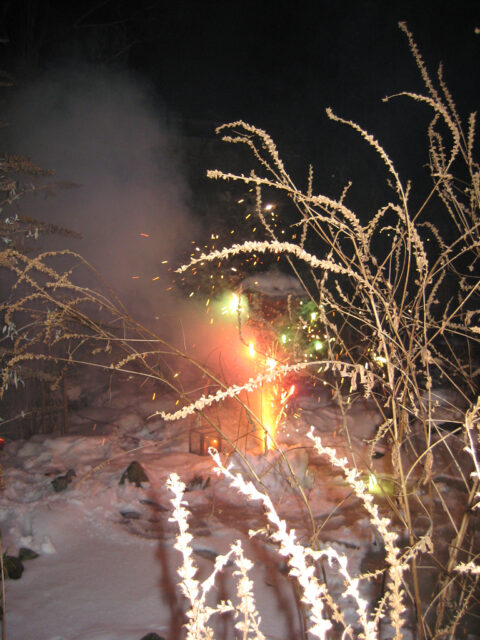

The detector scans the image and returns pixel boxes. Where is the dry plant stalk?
[167,22,480,640]
[167,473,265,640]
[168,435,410,640]
[1,22,480,639]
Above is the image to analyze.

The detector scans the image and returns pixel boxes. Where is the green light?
[216,291,249,319]
[310,311,318,322]
[281,334,287,344]
[366,473,394,497]
[314,340,323,351]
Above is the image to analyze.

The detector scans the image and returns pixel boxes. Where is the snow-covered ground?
[0,367,469,639]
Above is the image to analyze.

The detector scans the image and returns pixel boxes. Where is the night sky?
[2,1,480,215]
[4,2,479,127]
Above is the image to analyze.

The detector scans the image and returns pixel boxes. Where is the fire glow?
[220,291,249,318]
[261,381,295,450]
[245,340,295,451]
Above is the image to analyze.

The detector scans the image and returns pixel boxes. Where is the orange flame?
[262,382,296,451]
[243,339,295,451]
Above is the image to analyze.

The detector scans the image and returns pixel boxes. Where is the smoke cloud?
[3,65,263,387]
[4,65,197,330]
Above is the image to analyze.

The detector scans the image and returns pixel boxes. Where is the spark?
[266,356,277,372]
[228,292,241,314]
[220,291,248,317]
[262,381,295,451]
[140,232,149,237]
[281,384,296,404]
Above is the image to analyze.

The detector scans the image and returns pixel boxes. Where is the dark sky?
[2,1,480,210]
[3,1,479,129]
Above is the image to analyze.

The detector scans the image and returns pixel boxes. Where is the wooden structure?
[188,424,223,456]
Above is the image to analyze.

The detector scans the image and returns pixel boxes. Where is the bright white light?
[266,357,276,371]
[228,293,241,314]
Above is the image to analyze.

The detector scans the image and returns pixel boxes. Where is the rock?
[119,461,149,487]
[51,469,76,492]
[120,510,142,520]
[193,547,233,566]
[3,555,24,579]
[193,548,219,562]
[139,498,169,511]
[18,547,39,561]
[185,476,210,492]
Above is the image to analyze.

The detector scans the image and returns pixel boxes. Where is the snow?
[241,269,305,298]
[0,370,411,640]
